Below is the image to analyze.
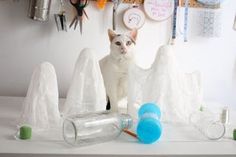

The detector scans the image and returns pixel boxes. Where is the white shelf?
[0,96,236,157]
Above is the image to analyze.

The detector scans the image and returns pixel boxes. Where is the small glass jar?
[190,110,225,140]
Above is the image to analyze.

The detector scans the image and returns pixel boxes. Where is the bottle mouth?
[205,122,225,140]
[63,119,77,145]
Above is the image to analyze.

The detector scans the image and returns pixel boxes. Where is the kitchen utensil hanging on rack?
[112,0,122,31]
[123,2,145,30]
[183,0,189,42]
[54,0,67,32]
[233,13,236,31]
[171,0,179,44]
[177,0,202,43]
[69,0,89,34]
[197,0,222,7]
[197,0,222,37]
[28,0,52,22]
[97,0,107,10]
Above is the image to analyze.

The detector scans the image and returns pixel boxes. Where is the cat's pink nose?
[121,48,127,54]
[121,50,127,54]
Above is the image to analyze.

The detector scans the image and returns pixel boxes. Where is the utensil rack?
[179,0,220,8]
[90,0,144,4]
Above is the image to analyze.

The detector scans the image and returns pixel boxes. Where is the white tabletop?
[0,96,236,157]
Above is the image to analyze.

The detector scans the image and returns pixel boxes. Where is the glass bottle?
[190,110,225,140]
[63,111,133,146]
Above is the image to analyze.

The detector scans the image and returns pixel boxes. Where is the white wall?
[0,0,235,108]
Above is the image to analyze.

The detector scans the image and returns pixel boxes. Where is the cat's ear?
[108,29,116,42]
[129,29,138,43]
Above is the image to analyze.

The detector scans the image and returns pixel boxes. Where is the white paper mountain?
[61,48,107,116]
[128,45,203,123]
[19,62,61,131]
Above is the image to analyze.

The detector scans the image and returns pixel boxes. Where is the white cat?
[99,29,138,112]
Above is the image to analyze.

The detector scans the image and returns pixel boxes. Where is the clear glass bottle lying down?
[190,110,225,140]
[63,111,133,146]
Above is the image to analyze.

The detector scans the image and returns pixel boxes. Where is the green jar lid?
[233,129,236,141]
[19,126,32,140]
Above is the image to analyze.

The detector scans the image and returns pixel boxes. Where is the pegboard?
[91,0,220,7]
[91,0,144,4]
[179,0,220,8]
[180,0,199,8]
[122,0,144,4]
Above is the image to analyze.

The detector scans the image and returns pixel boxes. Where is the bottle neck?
[119,114,133,129]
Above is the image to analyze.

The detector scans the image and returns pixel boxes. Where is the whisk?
[54,0,67,32]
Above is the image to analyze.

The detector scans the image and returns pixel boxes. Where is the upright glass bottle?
[63,111,133,146]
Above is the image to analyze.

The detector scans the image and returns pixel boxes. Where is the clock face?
[144,0,174,21]
[123,8,146,30]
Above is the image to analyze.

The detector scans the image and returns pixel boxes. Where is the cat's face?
[108,29,137,61]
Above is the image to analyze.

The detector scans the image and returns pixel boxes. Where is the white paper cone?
[18,62,61,131]
[62,48,107,116]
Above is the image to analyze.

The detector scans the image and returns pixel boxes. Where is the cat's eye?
[115,41,121,46]
[126,41,132,46]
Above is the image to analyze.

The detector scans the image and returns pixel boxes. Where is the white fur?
[99,29,137,112]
